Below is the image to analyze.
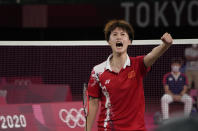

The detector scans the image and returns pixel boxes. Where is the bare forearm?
[144,43,171,67]
[144,33,173,67]
[180,86,188,96]
[164,85,174,96]
[165,89,174,96]
[86,98,99,131]
[166,91,174,96]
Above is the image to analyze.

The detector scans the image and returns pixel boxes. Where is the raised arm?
[86,97,99,131]
[144,33,173,68]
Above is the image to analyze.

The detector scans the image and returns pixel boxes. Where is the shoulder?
[180,73,187,78]
[93,61,107,75]
[129,55,147,67]
[129,56,145,63]
[164,72,171,78]
[129,56,144,60]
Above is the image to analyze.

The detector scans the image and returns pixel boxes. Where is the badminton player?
[86,19,173,131]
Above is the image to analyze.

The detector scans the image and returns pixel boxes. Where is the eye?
[112,33,117,36]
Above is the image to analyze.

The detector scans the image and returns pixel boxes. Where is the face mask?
[192,44,198,48]
[171,66,180,72]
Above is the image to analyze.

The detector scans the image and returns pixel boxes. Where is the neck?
[110,53,127,70]
[172,71,180,75]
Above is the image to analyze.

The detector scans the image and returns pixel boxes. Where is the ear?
[129,39,132,45]
[108,40,112,46]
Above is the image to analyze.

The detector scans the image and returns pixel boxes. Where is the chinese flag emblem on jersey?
[128,70,136,79]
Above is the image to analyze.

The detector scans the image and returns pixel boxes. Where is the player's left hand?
[161,32,173,46]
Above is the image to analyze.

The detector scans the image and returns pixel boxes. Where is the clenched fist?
[161,32,173,46]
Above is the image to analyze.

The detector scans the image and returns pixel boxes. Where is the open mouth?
[116,42,123,47]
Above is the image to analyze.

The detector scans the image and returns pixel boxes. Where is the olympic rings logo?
[59,108,86,128]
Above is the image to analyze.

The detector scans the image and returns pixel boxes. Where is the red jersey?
[88,55,150,131]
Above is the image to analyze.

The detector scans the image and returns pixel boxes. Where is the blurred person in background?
[0,78,7,104]
[86,19,173,131]
[161,58,192,121]
[185,44,198,109]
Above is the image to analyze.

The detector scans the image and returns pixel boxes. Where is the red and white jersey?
[88,54,150,131]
